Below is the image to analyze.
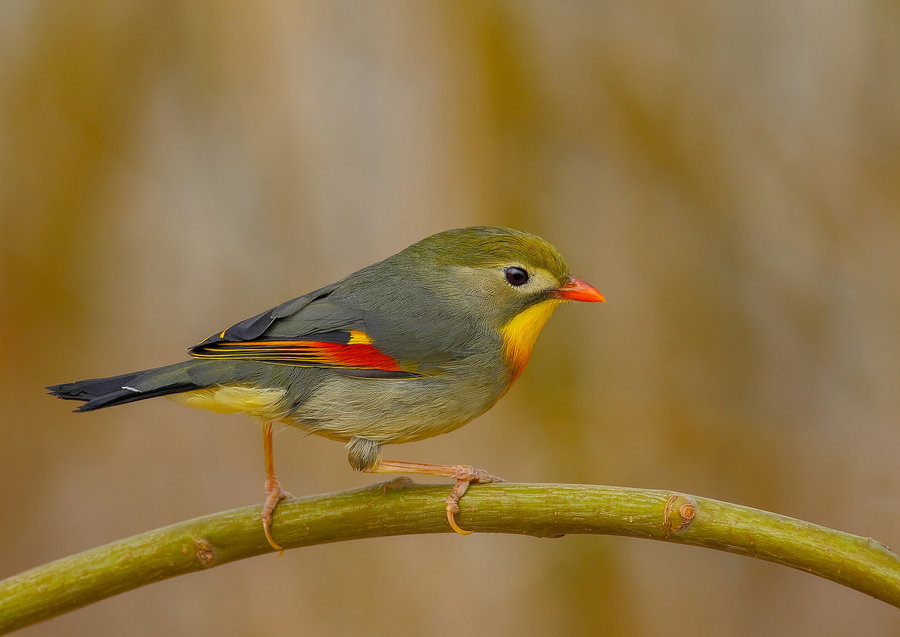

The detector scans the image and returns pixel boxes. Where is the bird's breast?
[288,366,504,444]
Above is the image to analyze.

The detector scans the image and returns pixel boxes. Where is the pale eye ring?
[504,266,529,286]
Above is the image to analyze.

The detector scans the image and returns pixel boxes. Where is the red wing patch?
[190,330,408,373]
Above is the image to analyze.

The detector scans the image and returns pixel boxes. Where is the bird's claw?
[451,465,505,484]
[446,468,505,535]
[261,475,292,553]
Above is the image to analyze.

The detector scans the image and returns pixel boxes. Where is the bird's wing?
[189,283,425,378]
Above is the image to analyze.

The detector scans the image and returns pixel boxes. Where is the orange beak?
[552,276,605,302]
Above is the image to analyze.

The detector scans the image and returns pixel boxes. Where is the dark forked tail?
[47,361,205,412]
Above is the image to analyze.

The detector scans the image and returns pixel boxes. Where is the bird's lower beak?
[552,276,606,302]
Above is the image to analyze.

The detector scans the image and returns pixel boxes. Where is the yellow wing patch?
[499,299,562,382]
[347,330,373,345]
[169,385,286,419]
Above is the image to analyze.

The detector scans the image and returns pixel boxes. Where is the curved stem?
[1,482,898,634]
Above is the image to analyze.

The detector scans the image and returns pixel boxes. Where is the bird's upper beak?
[552,276,606,302]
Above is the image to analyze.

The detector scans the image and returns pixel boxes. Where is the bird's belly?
[283,373,503,445]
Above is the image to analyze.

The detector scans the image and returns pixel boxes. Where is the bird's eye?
[504,266,530,287]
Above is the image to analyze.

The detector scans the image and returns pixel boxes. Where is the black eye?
[504,266,529,286]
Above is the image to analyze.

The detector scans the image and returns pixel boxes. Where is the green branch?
[1,482,898,633]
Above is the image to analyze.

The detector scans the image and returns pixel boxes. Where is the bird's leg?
[365,460,505,535]
[260,421,291,552]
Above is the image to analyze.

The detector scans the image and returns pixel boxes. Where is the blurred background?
[2,2,899,635]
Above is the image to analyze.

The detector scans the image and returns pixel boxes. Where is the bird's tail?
[48,361,208,411]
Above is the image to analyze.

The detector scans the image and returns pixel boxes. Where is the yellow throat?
[499,299,563,383]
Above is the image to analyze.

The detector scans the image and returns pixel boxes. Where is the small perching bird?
[48,226,604,549]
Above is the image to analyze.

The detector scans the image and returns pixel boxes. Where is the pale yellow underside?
[169,385,286,419]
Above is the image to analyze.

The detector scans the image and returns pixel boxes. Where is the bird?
[48,226,604,550]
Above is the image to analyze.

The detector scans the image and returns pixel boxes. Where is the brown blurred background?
[2,2,899,635]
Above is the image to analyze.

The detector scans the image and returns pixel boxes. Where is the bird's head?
[403,226,604,380]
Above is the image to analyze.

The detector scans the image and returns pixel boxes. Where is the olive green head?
[408,226,570,278]
[397,226,596,330]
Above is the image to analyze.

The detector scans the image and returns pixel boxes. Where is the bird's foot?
[261,473,292,552]
[445,465,505,535]
[363,459,505,535]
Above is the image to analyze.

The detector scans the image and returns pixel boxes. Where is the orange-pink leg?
[365,460,504,534]
[260,422,291,551]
